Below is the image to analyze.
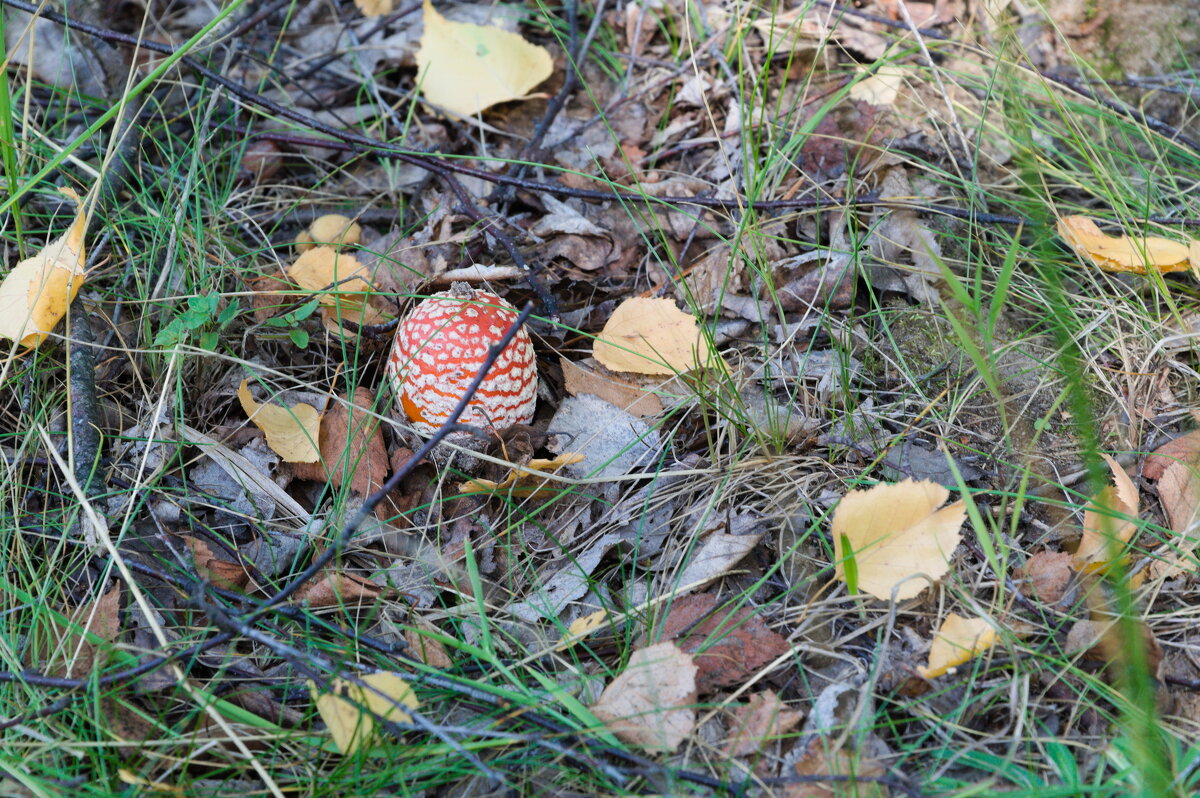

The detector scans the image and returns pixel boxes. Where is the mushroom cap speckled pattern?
[387,289,537,436]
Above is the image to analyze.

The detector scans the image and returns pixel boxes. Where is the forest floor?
[3,0,1200,795]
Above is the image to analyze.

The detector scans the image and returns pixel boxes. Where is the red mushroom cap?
[387,286,537,436]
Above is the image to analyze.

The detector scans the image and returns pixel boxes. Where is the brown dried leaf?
[181,535,250,590]
[1066,619,1163,676]
[590,642,697,752]
[1018,550,1073,603]
[561,356,665,417]
[788,738,890,798]
[248,271,301,323]
[655,592,790,693]
[42,583,121,678]
[291,387,389,499]
[404,621,454,668]
[294,572,383,608]
[1143,429,1200,481]
[1074,454,1139,573]
[724,689,804,757]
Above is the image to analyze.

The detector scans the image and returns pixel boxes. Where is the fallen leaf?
[590,642,697,752]
[286,247,390,335]
[1074,454,1139,573]
[181,535,249,590]
[310,671,419,755]
[832,479,965,601]
[674,529,765,591]
[403,621,454,668]
[1057,215,1194,274]
[295,214,362,253]
[1066,619,1162,676]
[849,64,904,106]
[39,583,121,678]
[724,689,804,757]
[1017,551,1073,603]
[1143,429,1200,481]
[655,592,790,693]
[291,387,389,499]
[238,380,322,463]
[0,187,89,351]
[416,0,553,118]
[789,740,890,798]
[294,571,383,608]
[354,0,394,16]
[457,452,584,496]
[560,356,665,417]
[917,614,999,678]
[1148,458,1200,579]
[593,297,717,375]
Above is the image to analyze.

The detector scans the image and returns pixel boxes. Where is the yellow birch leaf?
[287,246,390,337]
[1074,453,1139,573]
[593,297,716,375]
[237,380,321,463]
[416,0,554,118]
[917,613,999,678]
[294,214,362,253]
[457,452,584,496]
[309,671,418,755]
[354,0,394,16]
[832,479,965,601]
[1057,215,1193,274]
[0,187,89,351]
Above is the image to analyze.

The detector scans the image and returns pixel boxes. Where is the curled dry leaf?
[1074,454,1139,573]
[354,0,395,16]
[287,246,390,336]
[294,571,383,608]
[0,187,89,351]
[457,452,584,497]
[832,479,965,601]
[724,689,804,758]
[40,583,121,678]
[590,641,697,752]
[1057,215,1197,274]
[291,387,390,499]
[238,380,321,463]
[416,0,553,118]
[1017,551,1073,604]
[181,535,249,590]
[560,356,665,417]
[310,671,419,755]
[1143,429,1200,481]
[654,592,790,694]
[295,214,362,253]
[1150,459,1200,579]
[917,613,999,679]
[593,297,717,376]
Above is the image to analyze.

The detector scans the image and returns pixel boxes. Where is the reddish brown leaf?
[41,584,122,678]
[654,592,791,694]
[1017,551,1073,604]
[181,535,250,590]
[292,387,390,500]
[724,689,804,757]
[1144,429,1200,481]
[294,572,383,608]
[404,622,454,668]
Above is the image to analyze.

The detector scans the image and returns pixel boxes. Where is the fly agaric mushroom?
[387,284,536,436]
